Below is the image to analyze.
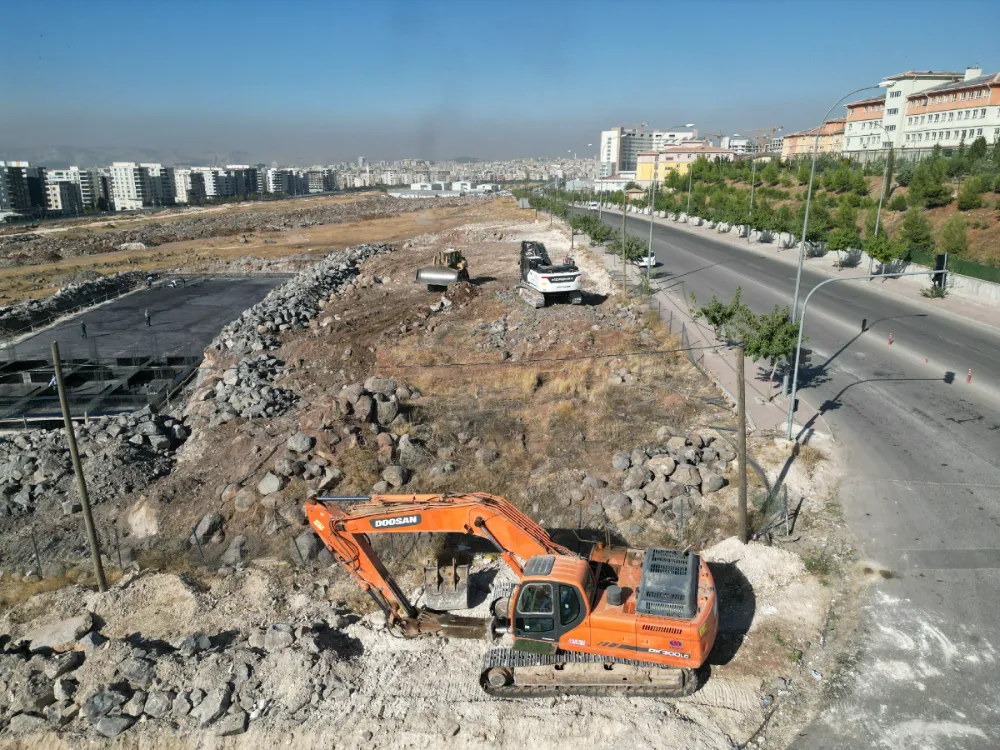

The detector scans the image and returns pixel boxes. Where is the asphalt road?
[578,208,1000,747]
[5,276,286,362]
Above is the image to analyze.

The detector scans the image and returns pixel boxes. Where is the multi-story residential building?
[842,94,889,158]
[902,67,1000,151]
[138,163,175,205]
[0,162,32,212]
[187,171,208,203]
[599,125,698,177]
[44,169,85,213]
[635,143,736,185]
[721,136,752,154]
[109,162,152,210]
[781,119,845,158]
[843,70,967,159]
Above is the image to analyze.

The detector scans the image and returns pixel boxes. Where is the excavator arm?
[305,493,573,635]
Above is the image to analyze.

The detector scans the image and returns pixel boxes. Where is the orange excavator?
[305,492,717,697]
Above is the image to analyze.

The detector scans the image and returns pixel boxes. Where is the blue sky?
[1,0,997,165]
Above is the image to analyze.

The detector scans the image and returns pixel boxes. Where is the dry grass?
[0,567,124,613]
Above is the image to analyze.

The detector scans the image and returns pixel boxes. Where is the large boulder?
[376,396,400,426]
[364,376,398,396]
[702,473,726,493]
[611,452,631,471]
[257,472,286,496]
[286,432,314,454]
[673,466,702,487]
[190,513,223,545]
[646,455,676,477]
[26,613,94,654]
[623,466,652,491]
[602,493,632,523]
[191,687,231,727]
[128,497,159,539]
[381,465,409,488]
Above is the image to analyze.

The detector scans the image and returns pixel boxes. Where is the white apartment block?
[599,125,698,177]
[902,68,1000,151]
[109,162,150,211]
[172,168,192,203]
[843,67,998,159]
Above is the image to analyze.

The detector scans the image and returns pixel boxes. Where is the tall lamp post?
[866,122,891,279]
[791,85,886,322]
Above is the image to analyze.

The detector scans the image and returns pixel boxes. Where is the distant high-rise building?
[598,125,697,176]
[109,162,152,210]
[0,161,33,212]
[358,156,367,168]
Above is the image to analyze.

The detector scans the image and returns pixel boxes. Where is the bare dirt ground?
[0,193,493,304]
[0,198,861,749]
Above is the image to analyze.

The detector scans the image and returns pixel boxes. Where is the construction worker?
[146,275,153,288]
[80,322,87,339]
[48,375,57,391]
[144,309,151,327]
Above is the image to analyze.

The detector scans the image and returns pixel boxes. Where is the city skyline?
[2,0,999,165]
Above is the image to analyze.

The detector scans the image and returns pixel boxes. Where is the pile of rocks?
[0,406,187,518]
[0,271,146,337]
[187,355,298,426]
[0,610,356,739]
[212,243,394,355]
[576,429,736,536]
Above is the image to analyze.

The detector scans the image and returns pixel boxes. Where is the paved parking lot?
[4,275,286,362]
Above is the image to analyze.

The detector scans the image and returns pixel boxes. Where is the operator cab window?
[516,583,555,635]
[518,583,554,614]
[559,585,582,628]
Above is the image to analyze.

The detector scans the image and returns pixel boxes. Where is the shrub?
[957,182,982,211]
[938,214,968,257]
[900,208,934,256]
[888,194,908,211]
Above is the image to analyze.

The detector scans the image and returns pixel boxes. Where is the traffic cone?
[888,332,893,346]
[967,368,972,384]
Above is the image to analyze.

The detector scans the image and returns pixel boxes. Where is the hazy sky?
[1,0,998,166]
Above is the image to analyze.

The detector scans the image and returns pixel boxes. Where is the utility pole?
[51,341,107,592]
[686,165,693,214]
[647,179,655,269]
[736,344,748,544]
[621,193,628,299]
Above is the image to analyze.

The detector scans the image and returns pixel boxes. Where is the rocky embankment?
[0,599,358,739]
[0,407,185,521]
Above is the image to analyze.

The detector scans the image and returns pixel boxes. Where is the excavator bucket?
[423,559,471,610]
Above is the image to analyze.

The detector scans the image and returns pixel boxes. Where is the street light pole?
[869,124,891,280]
[785,268,944,440]
[791,84,884,323]
[647,178,655,270]
[686,164,693,214]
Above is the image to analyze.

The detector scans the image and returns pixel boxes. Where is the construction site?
[0,192,858,749]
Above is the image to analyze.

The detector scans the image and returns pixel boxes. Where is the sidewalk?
[597,205,1000,335]
[586,231,829,440]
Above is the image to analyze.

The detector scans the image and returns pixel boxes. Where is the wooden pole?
[736,344,748,543]
[51,341,107,591]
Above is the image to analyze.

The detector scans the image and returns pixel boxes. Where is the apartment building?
[0,162,33,212]
[902,67,1000,151]
[635,143,736,185]
[109,162,152,211]
[599,125,699,177]
[842,70,966,159]
[781,119,845,158]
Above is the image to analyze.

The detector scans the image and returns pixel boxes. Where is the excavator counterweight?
[306,493,717,697]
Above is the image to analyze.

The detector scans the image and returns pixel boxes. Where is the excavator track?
[516,283,546,308]
[479,647,699,698]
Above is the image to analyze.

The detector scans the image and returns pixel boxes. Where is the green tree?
[957,180,982,210]
[864,234,906,274]
[609,234,647,262]
[899,208,934,258]
[864,207,887,241]
[588,222,612,244]
[881,148,896,202]
[743,305,801,396]
[888,193,908,211]
[895,160,915,187]
[938,214,968,257]
[796,162,811,185]
[762,161,780,186]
